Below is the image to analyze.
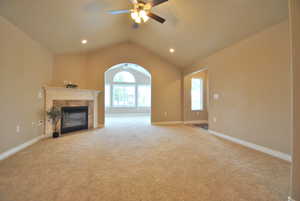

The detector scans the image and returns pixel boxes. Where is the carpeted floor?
[0,116,290,201]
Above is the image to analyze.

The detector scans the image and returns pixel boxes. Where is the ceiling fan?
[108,0,168,27]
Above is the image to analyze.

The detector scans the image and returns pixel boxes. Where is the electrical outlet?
[32,122,35,127]
[38,120,43,126]
[16,125,21,133]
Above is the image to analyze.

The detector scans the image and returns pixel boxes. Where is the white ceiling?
[0,0,288,67]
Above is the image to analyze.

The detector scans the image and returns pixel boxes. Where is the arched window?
[105,64,151,109]
[113,71,135,83]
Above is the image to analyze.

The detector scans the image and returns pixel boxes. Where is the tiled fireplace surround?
[44,87,101,137]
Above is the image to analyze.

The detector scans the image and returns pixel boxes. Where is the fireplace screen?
[61,106,88,134]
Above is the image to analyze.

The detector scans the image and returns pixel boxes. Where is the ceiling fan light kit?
[108,0,168,27]
[131,9,149,24]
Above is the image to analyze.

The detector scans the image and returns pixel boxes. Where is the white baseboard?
[184,120,208,124]
[152,121,183,125]
[0,135,44,161]
[208,130,292,162]
[288,197,296,201]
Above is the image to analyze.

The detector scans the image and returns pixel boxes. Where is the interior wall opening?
[184,68,209,130]
[104,63,151,125]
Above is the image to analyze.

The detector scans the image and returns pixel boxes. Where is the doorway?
[104,63,151,125]
[183,68,209,129]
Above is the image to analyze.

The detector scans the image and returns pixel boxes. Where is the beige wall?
[53,54,87,88]
[184,20,291,155]
[290,0,300,199]
[184,70,208,122]
[0,16,53,153]
[52,42,182,124]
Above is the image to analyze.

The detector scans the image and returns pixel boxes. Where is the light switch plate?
[38,91,43,99]
[213,117,217,122]
[16,125,21,133]
[213,93,220,100]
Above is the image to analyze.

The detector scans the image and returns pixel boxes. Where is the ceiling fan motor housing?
[134,2,151,13]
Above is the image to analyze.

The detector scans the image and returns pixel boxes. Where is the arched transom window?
[113,71,135,83]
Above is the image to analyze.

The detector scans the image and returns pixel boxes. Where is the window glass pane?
[138,85,151,107]
[105,84,110,108]
[191,78,203,110]
[113,71,135,83]
[113,85,135,107]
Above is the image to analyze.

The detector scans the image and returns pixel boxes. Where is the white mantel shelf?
[43,86,101,101]
[43,86,101,137]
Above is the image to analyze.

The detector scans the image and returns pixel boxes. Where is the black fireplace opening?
[61,106,89,134]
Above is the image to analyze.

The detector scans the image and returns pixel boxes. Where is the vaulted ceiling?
[0,0,288,67]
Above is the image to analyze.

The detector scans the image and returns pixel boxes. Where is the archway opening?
[104,63,151,125]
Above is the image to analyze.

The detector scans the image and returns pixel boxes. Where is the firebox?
[61,106,89,134]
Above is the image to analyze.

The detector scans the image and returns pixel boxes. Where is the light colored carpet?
[0,116,290,201]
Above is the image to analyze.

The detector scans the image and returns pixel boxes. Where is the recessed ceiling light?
[169,48,175,53]
[81,39,87,44]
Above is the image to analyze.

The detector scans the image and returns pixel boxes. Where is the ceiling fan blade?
[132,22,139,29]
[147,12,166,23]
[151,0,168,7]
[107,9,131,15]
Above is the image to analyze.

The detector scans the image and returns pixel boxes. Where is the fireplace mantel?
[44,86,101,100]
[43,86,101,137]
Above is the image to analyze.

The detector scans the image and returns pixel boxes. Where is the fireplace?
[61,106,89,134]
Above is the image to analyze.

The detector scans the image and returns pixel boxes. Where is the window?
[105,65,151,110]
[138,85,151,107]
[113,71,135,83]
[191,78,204,111]
[112,85,135,107]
